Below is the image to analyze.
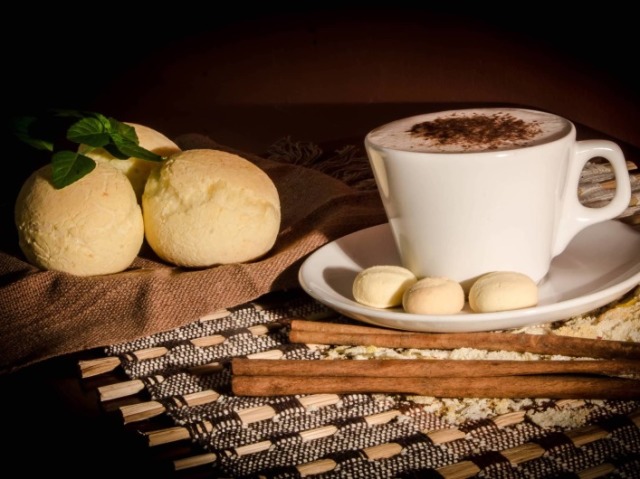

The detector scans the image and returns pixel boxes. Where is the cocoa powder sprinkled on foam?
[408,112,543,150]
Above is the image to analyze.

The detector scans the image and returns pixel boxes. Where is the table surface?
[1,103,639,478]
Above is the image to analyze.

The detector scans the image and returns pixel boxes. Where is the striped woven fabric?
[82,286,640,478]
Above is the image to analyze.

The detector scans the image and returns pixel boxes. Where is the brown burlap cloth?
[0,134,387,374]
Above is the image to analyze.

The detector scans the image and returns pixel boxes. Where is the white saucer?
[298,220,640,332]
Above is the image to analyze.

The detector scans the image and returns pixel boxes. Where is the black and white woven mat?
[83,286,640,479]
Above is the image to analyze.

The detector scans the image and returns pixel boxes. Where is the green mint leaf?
[100,117,150,159]
[15,109,168,187]
[11,116,54,151]
[104,137,164,162]
[67,117,111,147]
[107,117,138,142]
[51,151,96,189]
[101,144,130,159]
[91,112,114,131]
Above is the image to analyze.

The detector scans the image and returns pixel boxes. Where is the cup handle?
[553,140,632,256]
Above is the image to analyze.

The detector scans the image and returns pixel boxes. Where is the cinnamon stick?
[231,374,640,399]
[289,320,640,360]
[231,358,640,379]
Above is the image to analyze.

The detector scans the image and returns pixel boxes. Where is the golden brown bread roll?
[142,149,281,267]
[14,162,144,276]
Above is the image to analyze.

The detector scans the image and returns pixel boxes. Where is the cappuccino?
[364,107,631,286]
[367,108,571,153]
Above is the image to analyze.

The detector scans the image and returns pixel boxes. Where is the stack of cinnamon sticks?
[231,320,640,399]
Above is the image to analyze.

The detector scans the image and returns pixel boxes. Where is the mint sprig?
[12,110,165,189]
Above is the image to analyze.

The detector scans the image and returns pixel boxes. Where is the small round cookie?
[352,265,417,308]
[469,271,538,313]
[402,277,465,315]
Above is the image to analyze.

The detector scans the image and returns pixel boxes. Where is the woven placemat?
[81,284,640,478]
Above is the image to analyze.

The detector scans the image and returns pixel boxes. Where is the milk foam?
[367,108,572,153]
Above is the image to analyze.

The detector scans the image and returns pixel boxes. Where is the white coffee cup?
[364,107,632,288]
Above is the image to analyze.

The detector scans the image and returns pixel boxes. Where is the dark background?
[2,5,638,478]
[5,5,638,144]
